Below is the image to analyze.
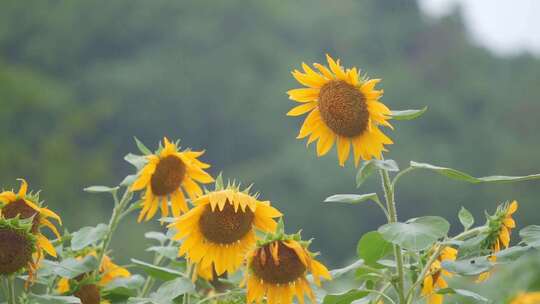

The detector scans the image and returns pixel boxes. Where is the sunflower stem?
[405,244,443,304]
[96,188,133,271]
[6,276,16,304]
[139,239,170,297]
[380,169,406,304]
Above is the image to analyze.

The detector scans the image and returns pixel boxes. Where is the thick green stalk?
[7,276,16,304]
[380,169,406,303]
[140,240,170,297]
[96,189,133,269]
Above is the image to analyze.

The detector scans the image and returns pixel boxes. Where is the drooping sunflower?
[57,252,130,304]
[245,234,331,304]
[510,292,540,304]
[477,200,518,282]
[0,217,37,277]
[130,137,214,222]
[170,183,282,278]
[421,246,458,304]
[287,54,393,167]
[0,179,62,264]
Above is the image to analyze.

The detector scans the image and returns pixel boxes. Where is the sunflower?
[421,246,458,304]
[287,54,393,167]
[245,236,331,304]
[477,200,518,282]
[170,183,282,278]
[130,137,214,222]
[0,179,62,265]
[510,292,540,304]
[0,217,37,277]
[57,253,130,304]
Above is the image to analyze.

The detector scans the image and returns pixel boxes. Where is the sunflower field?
[2,1,540,304]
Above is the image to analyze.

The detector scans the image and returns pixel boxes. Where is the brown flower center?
[318,80,369,137]
[74,284,101,304]
[2,199,40,233]
[250,242,307,284]
[0,228,33,275]
[150,155,186,196]
[199,202,254,244]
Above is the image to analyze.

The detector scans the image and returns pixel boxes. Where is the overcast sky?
[418,0,540,56]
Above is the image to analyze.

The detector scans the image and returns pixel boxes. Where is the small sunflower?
[130,137,214,222]
[0,179,62,264]
[170,182,282,278]
[510,292,540,304]
[477,200,518,282]
[0,217,37,276]
[287,54,393,167]
[421,246,458,304]
[245,233,331,304]
[57,252,130,304]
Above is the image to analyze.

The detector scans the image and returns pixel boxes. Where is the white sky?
[418,0,540,56]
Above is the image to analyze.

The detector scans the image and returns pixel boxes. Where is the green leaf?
[134,137,152,155]
[410,161,540,183]
[357,231,392,266]
[378,216,450,251]
[103,274,145,297]
[144,231,169,244]
[146,246,178,260]
[520,225,540,247]
[495,245,533,262]
[391,106,428,120]
[71,223,108,251]
[83,185,118,193]
[51,255,99,279]
[458,206,474,230]
[324,193,381,205]
[120,174,138,187]
[356,159,399,187]
[437,288,490,302]
[131,259,184,281]
[441,257,492,275]
[150,277,195,303]
[323,289,369,304]
[125,153,147,170]
[27,294,81,304]
[329,260,364,279]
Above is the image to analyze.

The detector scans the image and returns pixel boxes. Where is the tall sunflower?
[0,179,62,264]
[57,252,130,304]
[287,54,393,167]
[245,233,331,304]
[477,200,518,282]
[421,246,458,304]
[170,183,282,278]
[130,137,214,222]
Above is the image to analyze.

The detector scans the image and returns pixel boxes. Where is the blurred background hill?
[1,0,539,268]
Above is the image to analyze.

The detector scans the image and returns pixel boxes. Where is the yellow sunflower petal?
[336,136,351,167]
[316,130,335,156]
[286,102,318,116]
[38,234,57,257]
[39,207,62,225]
[326,54,347,80]
[508,200,519,215]
[17,178,28,197]
[286,88,320,103]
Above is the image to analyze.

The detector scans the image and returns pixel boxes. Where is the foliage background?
[1,0,539,271]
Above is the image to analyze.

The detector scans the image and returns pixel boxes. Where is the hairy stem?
[96,188,133,270]
[380,169,406,304]
[7,276,16,304]
[140,239,170,297]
